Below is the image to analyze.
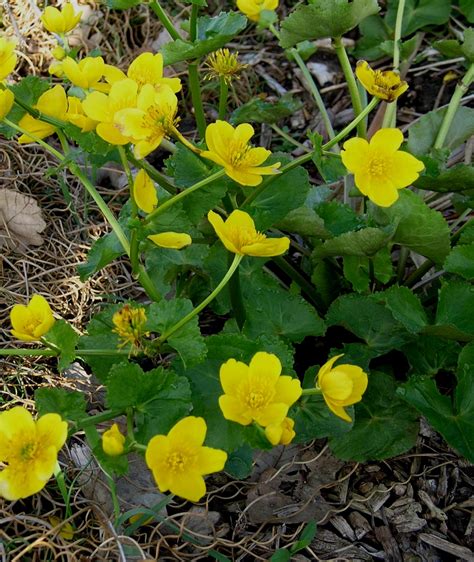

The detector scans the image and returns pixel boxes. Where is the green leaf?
[402,336,460,376]
[353,14,390,60]
[279,0,380,48]
[373,247,394,284]
[147,298,207,367]
[326,294,412,352]
[247,158,310,230]
[460,1,474,23]
[270,550,291,562]
[343,255,370,292]
[275,206,329,238]
[386,0,451,36]
[315,200,363,236]
[427,281,474,341]
[42,320,79,371]
[444,243,474,280]
[62,124,114,157]
[372,190,451,265]
[78,232,125,281]
[407,106,474,155]
[35,387,86,423]
[162,12,247,65]
[461,28,474,61]
[313,227,392,258]
[230,94,302,125]
[330,372,419,461]
[398,375,474,462]
[225,444,253,479]
[416,163,474,193]
[310,132,347,182]
[106,0,141,8]
[378,286,428,334]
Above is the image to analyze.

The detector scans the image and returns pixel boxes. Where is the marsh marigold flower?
[41,2,82,34]
[83,78,138,145]
[0,89,14,120]
[204,49,247,85]
[265,417,296,446]
[201,121,280,186]
[112,304,149,350]
[219,352,302,431]
[148,232,192,249]
[66,96,97,132]
[208,209,290,257]
[114,84,179,158]
[341,128,424,207]
[0,36,17,81]
[61,56,106,90]
[0,406,67,500]
[102,424,126,456]
[18,85,68,144]
[356,61,408,103]
[316,355,368,422]
[127,52,182,93]
[145,416,227,502]
[133,169,158,214]
[237,0,278,22]
[10,294,55,341]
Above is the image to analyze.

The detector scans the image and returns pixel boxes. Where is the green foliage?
[444,243,474,280]
[386,0,451,36]
[416,163,474,193]
[106,0,141,8]
[162,12,247,65]
[313,227,392,258]
[231,95,302,125]
[310,133,347,182]
[427,281,474,341]
[62,124,114,157]
[43,320,79,371]
[435,28,474,62]
[402,336,460,376]
[460,1,474,23]
[276,206,329,238]
[270,521,317,562]
[279,0,380,48]
[78,231,125,280]
[330,372,419,461]
[378,286,428,334]
[35,388,87,424]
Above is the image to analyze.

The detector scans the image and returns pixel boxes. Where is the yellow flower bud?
[102,424,126,456]
[41,2,82,34]
[10,294,55,341]
[52,46,67,60]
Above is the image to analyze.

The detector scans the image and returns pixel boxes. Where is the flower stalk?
[188,63,207,138]
[218,75,229,120]
[148,0,182,41]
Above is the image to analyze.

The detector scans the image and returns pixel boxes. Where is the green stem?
[218,76,229,120]
[271,123,310,151]
[137,266,162,301]
[228,252,245,330]
[144,169,225,225]
[396,246,409,284]
[434,63,474,149]
[382,0,406,128]
[333,37,366,138]
[75,409,124,428]
[54,465,72,519]
[188,63,207,138]
[0,348,58,357]
[118,147,140,275]
[451,214,472,244]
[106,474,121,523]
[148,0,182,41]
[158,253,243,342]
[189,3,199,42]
[126,149,176,194]
[404,259,434,287]
[9,97,67,130]
[301,387,322,396]
[4,118,64,159]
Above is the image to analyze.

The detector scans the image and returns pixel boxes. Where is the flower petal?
[207,210,241,254]
[169,471,206,502]
[273,376,302,407]
[254,402,288,427]
[36,413,68,452]
[219,395,253,425]
[148,232,192,249]
[241,236,290,257]
[390,151,424,189]
[196,446,227,475]
[219,358,249,395]
[248,352,282,388]
[370,128,404,152]
[341,137,369,173]
[168,416,206,448]
[324,399,352,422]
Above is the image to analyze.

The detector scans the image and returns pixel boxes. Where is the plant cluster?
[1,0,473,535]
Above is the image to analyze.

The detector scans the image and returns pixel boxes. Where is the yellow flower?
[41,2,82,34]
[237,0,279,22]
[66,96,97,132]
[356,61,408,103]
[201,121,280,186]
[52,46,66,61]
[10,294,55,341]
[18,85,68,144]
[61,56,106,90]
[112,304,149,350]
[219,352,302,428]
[82,78,138,145]
[0,36,17,81]
[145,416,227,502]
[0,406,67,501]
[265,417,296,446]
[204,49,247,85]
[102,424,126,456]
[114,84,179,159]
[49,61,65,78]
[133,169,158,213]
[208,209,290,257]
[127,52,181,93]
[148,232,192,249]
[341,128,424,207]
[0,89,14,119]
[316,355,368,422]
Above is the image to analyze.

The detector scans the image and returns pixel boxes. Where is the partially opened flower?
[204,49,247,85]
[208,209,290,257]
[146,416,227,502]
[316,355,368,422]
[127,52,181,93]
[82,78,138,145]
[114,84,179,158]
[219,352,302,430]
[356,61,408,102]
[0,89,14,120]
[265,417,296,446]
[18,85,68,144]
[112,304,149,351]
[10,294,55,341]
[133,169,158,213]
[148,232,192,249]
[0,406,67,500]
[41,2,82,34]
[66,96,97,132]
[237,0,278,22]
[341,128,424,207]
[102,424,126,456]
[0,36,17,81]
[61,56,106,90]
[201,121,280,186]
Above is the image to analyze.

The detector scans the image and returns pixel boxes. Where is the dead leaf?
[0,188,46,250]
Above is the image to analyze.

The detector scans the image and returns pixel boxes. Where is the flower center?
[228,226,266,249]
[368,156,388,177]
[20,442,37,461]
[229,140,252,167]
[142,104,179,140]
[166,450,194,474]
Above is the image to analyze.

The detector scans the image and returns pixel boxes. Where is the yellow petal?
[225,167,265,186]
[36,413,68,452]
[324,399,353,422]
[241,236,290,257]
[390,151,424,189]
[82,91,110,121]
[114,108,149,139]
[102,423,125,456]
[147,232,192,249]
[168,471,206,502]
[167,416,206,448]
[317,354,344,385]
[36,85,68,119]
[264,422,283,445]
[370,128,404,152]
[205,120,235,158]
[96,122,130,145]
[234,122,255,145]
[133,169,158,213]
[0,406,35,443]
[196,446,227,475]
[218,395,253,425]
[356,170,399,207]
[207,210,241,254]
[273,376,302,406]
[248,351,282,387]
[341,137,370,173]
[17,115,56,144]
[254,402,288,427]
[355,60,374,93]
[219,358,249,395]
[319,370,354,401]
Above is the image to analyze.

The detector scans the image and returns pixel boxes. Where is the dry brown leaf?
[0,188,46,250]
